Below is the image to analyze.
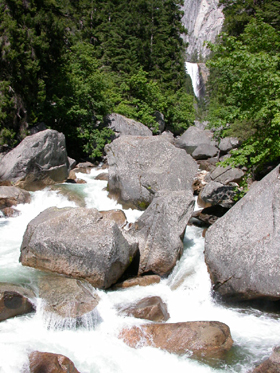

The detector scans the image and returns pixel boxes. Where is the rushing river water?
[1,168,280,373]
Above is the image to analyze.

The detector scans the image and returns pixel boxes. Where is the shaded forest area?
[0,0,194,159]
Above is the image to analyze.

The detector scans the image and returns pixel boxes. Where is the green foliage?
[0,0,193,160]
[166,89,195,134]
[113,68,167,132]
[207,18,280,178]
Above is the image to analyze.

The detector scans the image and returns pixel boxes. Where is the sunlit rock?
[29,351,80,373]
[105,135,197,209]
[205,164,280,301]
[20,207,138,289]
[0,130,69,191]
[117,296,170,322]
[119,321,233,358]
[129,189,194,276]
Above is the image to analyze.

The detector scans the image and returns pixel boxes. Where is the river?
[0,168,280,372]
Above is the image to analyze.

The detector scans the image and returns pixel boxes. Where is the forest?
[0,0,280,183]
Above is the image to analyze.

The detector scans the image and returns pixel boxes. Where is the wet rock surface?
[119,321,233,358]
[0,283,35,322]
[29,351,80,373]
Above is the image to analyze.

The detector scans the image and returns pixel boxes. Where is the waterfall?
[186,62,200,98]
[1,168,280,372]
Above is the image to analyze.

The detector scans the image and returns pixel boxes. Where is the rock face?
[205,165,280,301]
[104,113,152,137]
[252,346,280,372]
[119,321,233,358]
[129,190,194,276]
[0,130,69,190]
[192,144,218,160]
[0,283,35,322]
[209,165,244,185]
[175,126,215,155]
[29,351,80,373]
[0,186,31,214]
[112,275,161,289]
[118,296,170,322]
[20,207,138,289]
[219,137,240,154]
[181,0,224,60]
[37,274,100,321]
[105,135,197,209]
[198,181,236,209]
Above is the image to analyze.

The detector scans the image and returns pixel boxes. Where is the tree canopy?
[0,0,195,159]
[206,1,280,181]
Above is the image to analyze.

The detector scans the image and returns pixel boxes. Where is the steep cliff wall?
[182,0,224,60]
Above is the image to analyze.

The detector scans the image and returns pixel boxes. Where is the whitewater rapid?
[0,168,280,372]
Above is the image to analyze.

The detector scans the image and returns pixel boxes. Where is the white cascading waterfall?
[1,168,280,372]
[185,62,201,98]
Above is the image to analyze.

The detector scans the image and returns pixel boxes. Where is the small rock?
[0,283,35,322]
[112,275,161,289]
[118,296,169,322]
[29,351,80,373]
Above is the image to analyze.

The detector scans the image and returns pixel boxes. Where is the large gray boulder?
[105,136,197,209]
[128,190,194,276]
[20,207,138,289]
[175,126,216,155]
[205,165,280,301]
[104,113,152,137]
[0,129,69,190]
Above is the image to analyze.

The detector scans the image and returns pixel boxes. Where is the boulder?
[29,351,80,373]
[1,207,20,217]
[119,321,233,358]
[128,190,194,276]
[252,346,280,372]
[0,130,69,190]
[198,181,236,209]
[205,164,280,301]
[66,170,87,184]
[104,113,152,137]
[0,186,31,209]
[192,144,219,160]
[95,172,108,181]
[37,274,100,322]
[209,165,244,185]
[117,296,170,322]
[68,156,77,170]
[0,283,35,322]
[175,126,215,155]
[74,162,94,174]
[105,136,197,209]
[99,209,127,228]
[20,207,138,289]
[219,137,240,154]
[112,275,161,289]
